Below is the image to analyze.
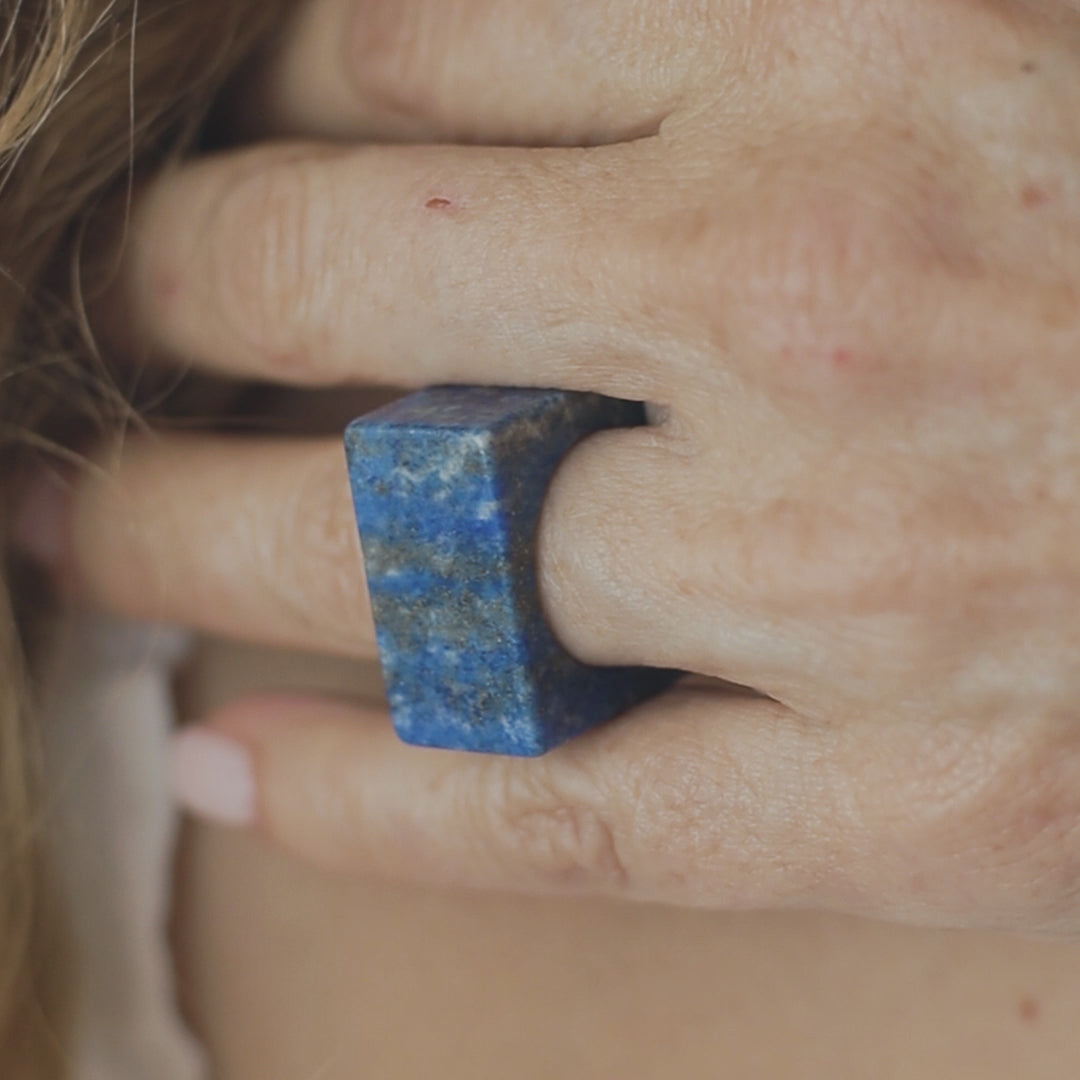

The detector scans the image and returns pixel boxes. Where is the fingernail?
[170,729,256,828]
[11,466,72,569]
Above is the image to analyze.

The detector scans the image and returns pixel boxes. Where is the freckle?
[425,197,454,211]
[1018,996,1040,1024]
[1021,184,1051,210]
[1021,61,1037,74]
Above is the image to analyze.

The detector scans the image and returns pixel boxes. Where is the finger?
[25,424,696,670]
[19,418,780,684]
[536,421,803,691]
[223,0,704,146]
[103,140,672,401]
[174,687,1080,931]
[55,434,377,659]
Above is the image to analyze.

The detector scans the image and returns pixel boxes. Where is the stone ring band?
[345,386,678,756]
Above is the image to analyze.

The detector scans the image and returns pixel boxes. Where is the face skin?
[173,636,1080,1080]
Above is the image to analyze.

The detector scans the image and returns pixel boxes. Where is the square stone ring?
[345,386,679,756]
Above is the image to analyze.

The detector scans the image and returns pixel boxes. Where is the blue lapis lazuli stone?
[344,386,679,756]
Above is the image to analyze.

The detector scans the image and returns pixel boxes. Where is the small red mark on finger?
[425,197,454,211]
[832,348,853,369]
[1018,996,1040,1024]
[1021,184,1051,210]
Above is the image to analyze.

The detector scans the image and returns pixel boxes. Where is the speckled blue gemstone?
[344,386,679,756]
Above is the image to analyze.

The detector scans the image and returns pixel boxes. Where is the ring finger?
[19,424,689,667]
[40,435,376,659]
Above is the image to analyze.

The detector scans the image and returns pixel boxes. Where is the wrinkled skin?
[16,0,1080,933]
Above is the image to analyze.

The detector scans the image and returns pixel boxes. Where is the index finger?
[177,685,1080,933]
[224,0,698,146]
[101,139,675,401]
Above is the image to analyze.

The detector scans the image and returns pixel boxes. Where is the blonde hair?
[1,2,281,1074]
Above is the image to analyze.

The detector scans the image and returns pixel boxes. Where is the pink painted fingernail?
[170,729,256,828]
[10,466,72,569]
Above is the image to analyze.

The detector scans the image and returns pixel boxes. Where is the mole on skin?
[1017,996,1040,1025]
[425,197,454,211]
[1021,184,1051,210]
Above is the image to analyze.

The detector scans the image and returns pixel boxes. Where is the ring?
[345,386,679,756]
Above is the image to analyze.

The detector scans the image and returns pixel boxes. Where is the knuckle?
[658,148,964,403]
[628,723,811,903]
[210,154,330,377]
[870,720,1080,923]
[621,739,723,891]
[610,710,825,906]
[725,470,1020,646]
[961,730,1080,902]
[737,183,937,368]
[479,763,629,892]
[727,487,919,622]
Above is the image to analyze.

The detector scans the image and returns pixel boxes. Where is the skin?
[15,0,1080,934]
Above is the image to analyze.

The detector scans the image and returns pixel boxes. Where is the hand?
[17,0,1080,933]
